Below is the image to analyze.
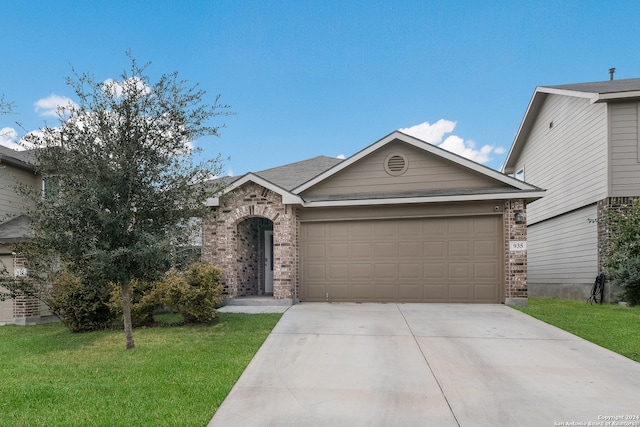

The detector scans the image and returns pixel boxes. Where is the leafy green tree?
[20,53,229,348]
[600,199,640,305]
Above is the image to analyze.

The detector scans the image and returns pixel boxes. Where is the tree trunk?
[121,281,135,349]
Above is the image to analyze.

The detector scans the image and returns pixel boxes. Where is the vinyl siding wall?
[516,95,608,224]
[610,102,640,197]
[0,166,38,218]
[527,204,598,298]
[302,140,502,199]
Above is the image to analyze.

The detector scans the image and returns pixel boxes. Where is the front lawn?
[516,298,640,362]
[0,312,282,427]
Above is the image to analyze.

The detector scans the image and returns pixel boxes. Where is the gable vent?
[385,153,408,176]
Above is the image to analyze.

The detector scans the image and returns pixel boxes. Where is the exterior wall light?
[514,212,525,224]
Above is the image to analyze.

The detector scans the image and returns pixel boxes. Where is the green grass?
[516,298,640,362]
[0,312,282,427]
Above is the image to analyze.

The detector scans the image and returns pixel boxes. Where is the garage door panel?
[423,218,448,236]
[424,262,446,279]
[328,223,349,238]
[398,241,421,257]
[351,263,373,280]
[398,284,424,300]
[305,264,326,280]
[424,241,446,257]
[474,240,499,257]
[351,283,374,299]
[448,284,473,301]
[350,222,372,237]
[305,243,326,258]
[374,242,397,257]
[424,284,448,301]
[327,264,349,280]
[399,263,421,279]
[448,263,471,279]
[448,240,471,257]
[374,283,398,300]
[302,216,501,303]
[374,263,397,278]
[351,242,372,257]
[474,262,498,278]
[327,243,348,258]
[475,284,499,301]
[327,283,349,299]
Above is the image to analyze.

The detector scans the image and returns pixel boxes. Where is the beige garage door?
[301,216,502,303]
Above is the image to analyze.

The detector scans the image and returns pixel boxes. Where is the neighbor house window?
[42,176,60,199]
[515,167,525,181]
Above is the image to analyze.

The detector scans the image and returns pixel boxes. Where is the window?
[515,167,525,181]
[42,176,60,199]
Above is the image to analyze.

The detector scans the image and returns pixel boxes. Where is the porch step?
[223,296,293,307]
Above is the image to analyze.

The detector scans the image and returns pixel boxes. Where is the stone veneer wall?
[503,199,528,306]
[202,182,298,300]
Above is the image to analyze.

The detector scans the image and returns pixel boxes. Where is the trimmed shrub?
[109,279,159,327]
[47,270,115,332]
[155,262,223,323]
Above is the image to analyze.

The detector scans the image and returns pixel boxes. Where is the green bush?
[601,198,640,305]
[109,279,159,327]
[609,256,640,306]
[155,262,223,323]
[47,270,115,332]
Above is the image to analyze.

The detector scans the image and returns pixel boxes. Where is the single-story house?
[202,131,545,306]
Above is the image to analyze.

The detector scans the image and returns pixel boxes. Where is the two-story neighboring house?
[0,146,48,324]
[502,78,640,300]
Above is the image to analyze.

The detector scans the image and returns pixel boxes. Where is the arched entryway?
[236,217,274,296]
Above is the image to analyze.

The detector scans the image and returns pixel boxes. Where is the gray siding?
[302,140,505,199]
[515,95,608,224]
[0,167,38,218]
[527,204,598,299]
[610,102,640,197]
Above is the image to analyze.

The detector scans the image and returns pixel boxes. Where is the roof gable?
[503,78,640,172]
[295,131,540,196]
[211,131,544,208]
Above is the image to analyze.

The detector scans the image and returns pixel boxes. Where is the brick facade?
[204,182,529,305]
[202,182,298,301]
[503,199,529,306]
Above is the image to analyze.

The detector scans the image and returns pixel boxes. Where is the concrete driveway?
[209,303,640,427]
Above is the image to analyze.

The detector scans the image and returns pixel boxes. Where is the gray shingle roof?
[0,146,35,170]
[0,215,32,243]
[544,78,640,95]
[214,155,343,192]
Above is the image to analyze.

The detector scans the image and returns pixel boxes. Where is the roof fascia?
[299,190,546,208]
[295,130,538,193]
[205,173,303,207]
[591,91,640,103]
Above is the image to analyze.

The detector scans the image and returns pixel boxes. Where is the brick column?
[503,199,528,307]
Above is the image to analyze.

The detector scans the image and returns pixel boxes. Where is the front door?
[264,230,274,294]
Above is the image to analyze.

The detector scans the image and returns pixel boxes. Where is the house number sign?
[509,241,527,251]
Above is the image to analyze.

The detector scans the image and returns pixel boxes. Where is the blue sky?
[2,0,640,174]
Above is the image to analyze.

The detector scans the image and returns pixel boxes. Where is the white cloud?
[336,154,345,159]
[103,77,151,98]
[399,119,500,165]
[399,119,456,145]
[0,127,21,150]
[226,169,234,177]
[34,94,77,117]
